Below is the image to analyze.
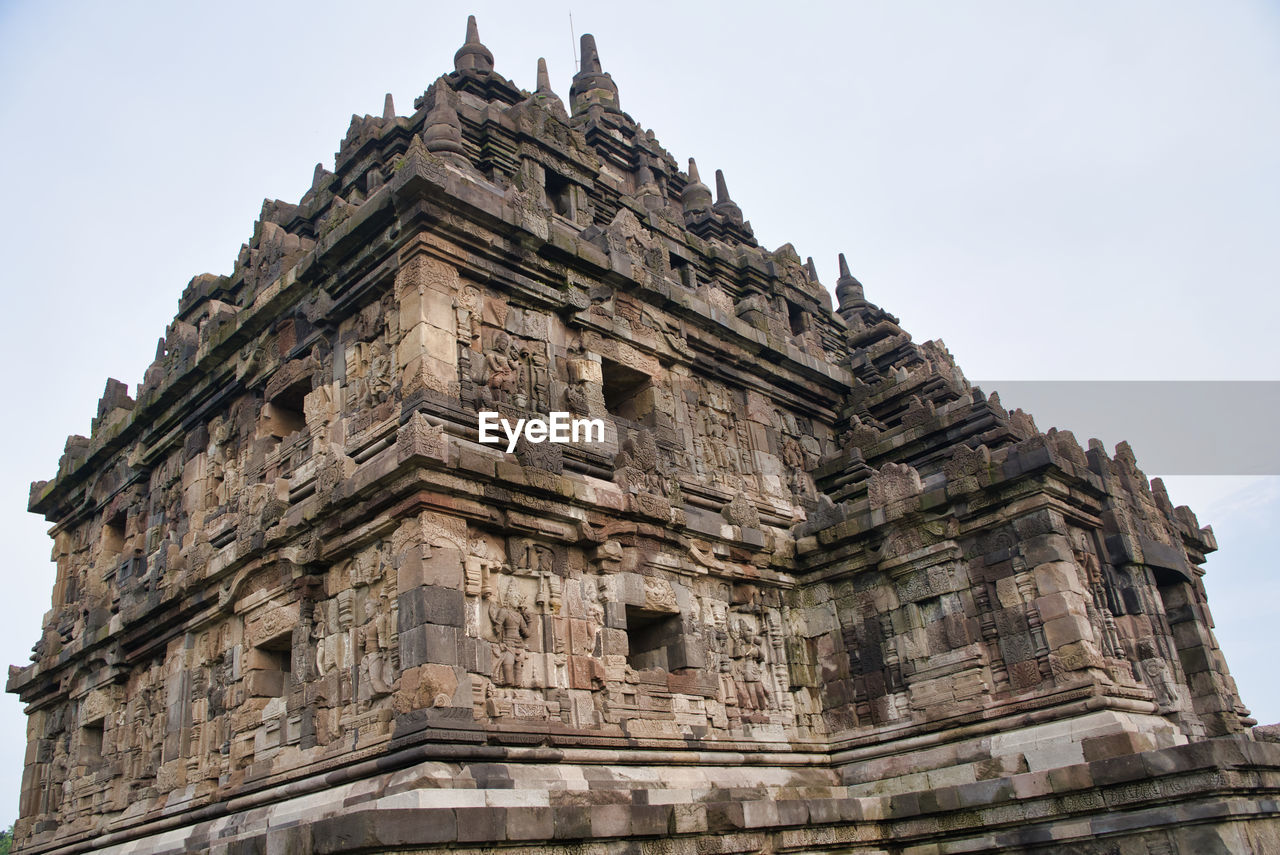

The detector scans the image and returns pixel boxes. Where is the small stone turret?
[835,252,865,316]
[570,34,620,114]
[682,158,713,214]
[453,14,494,74]
[712,169,743,225]
[531,57,567,116]
[422,80,466,160]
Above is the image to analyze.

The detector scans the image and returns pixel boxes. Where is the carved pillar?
[395,252,461,399]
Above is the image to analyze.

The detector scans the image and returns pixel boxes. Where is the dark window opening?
[79,718,104,766]
[248,633,293,698]
[102,512,125,556]
[669,253,692,288]
[263,377,310,440]
[601,358,650,422]
[102,511,126,581]
[625,605,682,672]
[545,170,573,218]
[787,299,807,336]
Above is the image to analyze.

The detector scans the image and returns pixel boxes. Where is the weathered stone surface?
[7,15,1275,855]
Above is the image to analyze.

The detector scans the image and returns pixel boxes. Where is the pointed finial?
[570,33,620,114]
[383,93,395,121]
[454,14,494,73]
[835,252,865,311]
[537,57,552,93]
[712,169,743,224]
[805,257,819,282]
[528,57,566,116]
[634,163,663,210]
[423,82,466,159]
[581,34,602,73]
[312,162,328,190]
[681,157,713,214]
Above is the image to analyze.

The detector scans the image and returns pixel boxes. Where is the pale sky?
[0,0,1276,828]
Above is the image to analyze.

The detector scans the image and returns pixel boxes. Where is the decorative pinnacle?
[581,34,602,73]
[569,33,620,115]
[636,164,661,198]
[835,252,865,309]
[805,257,819,282]
[536,57,552,93]
[453,15,494,74]
[712,169,743,224]
[528,57,566,117]
[423,82,466,158]
[383,93,395,121]
[681,158,713,213]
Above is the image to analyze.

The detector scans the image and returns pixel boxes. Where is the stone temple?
[10,17,1280,855]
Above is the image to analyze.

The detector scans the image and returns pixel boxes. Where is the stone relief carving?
[486,584,532,687]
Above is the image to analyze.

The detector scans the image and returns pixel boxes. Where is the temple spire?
[382,93,395,121]
[682,157,713,213]
[805,257,820,282]
[569,33,620,115]
[453,14,494,74]
[835,252,865,312]
[712,169,743,224]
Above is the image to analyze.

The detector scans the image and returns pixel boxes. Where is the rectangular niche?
[545,170,573,219]
[601,358,651,424]
[625,605,681,671]
[261,375,311,441]
[247,632,293,698]
[625,601,706,673]
[79,717,105,768]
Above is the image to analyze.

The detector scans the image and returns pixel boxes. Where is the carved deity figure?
[481,332,521,401]
[312,603,330,677]
[733,621,774,711]
[780,433,807,494]
[360,595,395,698]
[367,340,392,404]
[351,339,392,409]
[700,407,737,481]
[1137,642,1179,712]
[583,579,604,624]
[487,588,531,686]
[205,417,231,507]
